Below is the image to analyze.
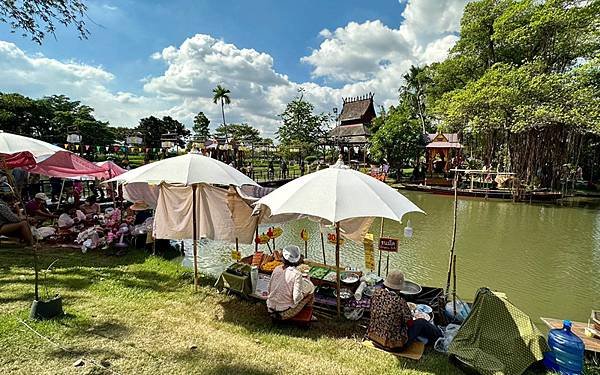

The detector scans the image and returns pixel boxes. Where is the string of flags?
[62,144,168,154]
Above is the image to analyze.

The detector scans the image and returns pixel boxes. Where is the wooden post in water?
[452,254,457,316]
[445,172,459,297]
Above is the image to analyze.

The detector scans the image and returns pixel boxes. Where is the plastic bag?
[434,324,461,353]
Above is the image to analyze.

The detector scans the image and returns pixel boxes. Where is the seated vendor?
[267,245,314,320]
[25,193,56,221]
[0,198,34,245]
[367,270,442,351]
[57,205,82,230]
[79,195,100,219]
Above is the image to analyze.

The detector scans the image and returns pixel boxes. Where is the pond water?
[181,191,600,324]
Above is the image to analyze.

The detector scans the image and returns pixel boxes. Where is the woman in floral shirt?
[367,270,442,351]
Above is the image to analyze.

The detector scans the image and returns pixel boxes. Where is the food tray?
[308,266,331,280]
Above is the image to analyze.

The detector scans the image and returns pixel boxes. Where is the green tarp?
[448,288,549,375]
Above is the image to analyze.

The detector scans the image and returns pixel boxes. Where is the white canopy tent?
[253,162,424,316]
[107,153,259,289]
[0,131,64,161]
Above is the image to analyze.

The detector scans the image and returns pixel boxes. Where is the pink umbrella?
[95,161,126,179]
[26,151,107,179]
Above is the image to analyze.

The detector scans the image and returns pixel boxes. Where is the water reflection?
[180,191,600,323]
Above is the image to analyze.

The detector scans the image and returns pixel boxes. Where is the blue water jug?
[543,320,585,375]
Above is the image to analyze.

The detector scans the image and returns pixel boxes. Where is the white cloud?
[302,0,470,84]
[0,0,470,138]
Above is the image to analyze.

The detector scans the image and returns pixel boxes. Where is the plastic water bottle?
[543,320,585,375]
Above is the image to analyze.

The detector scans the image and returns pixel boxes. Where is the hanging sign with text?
[378,237,399,252]
[363,233,375,271]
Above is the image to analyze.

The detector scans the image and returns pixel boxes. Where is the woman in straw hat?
[367,270,442,351]
[267,245,314,320]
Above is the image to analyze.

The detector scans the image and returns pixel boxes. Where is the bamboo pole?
[335,222,341,319]
[452,254,457,316]
[445,173,459,297]
[192,184,199,291]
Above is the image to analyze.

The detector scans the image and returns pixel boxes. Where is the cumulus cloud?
[302,0,470,83]
[0,0,471,138]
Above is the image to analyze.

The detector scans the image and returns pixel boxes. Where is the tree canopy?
[137,116,190,148]
[0,93,115,146]
[192,112,210,140]
[0,0,89,44]
[423,0,600,187]
[370,105,424,167]
[277,93,330,148]
[214,123,261,144]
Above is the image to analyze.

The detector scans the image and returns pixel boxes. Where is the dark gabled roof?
[339,93,376,123]
[329,124,371,138]
[427,133,460,143]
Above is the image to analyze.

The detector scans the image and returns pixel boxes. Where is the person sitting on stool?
[367,270,442,351]
[267,245,314,320]
[0,198,33,245]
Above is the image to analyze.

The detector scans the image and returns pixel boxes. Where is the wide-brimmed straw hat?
[384,270,406,290]
[34,192,48,201]
[130,200,150,211]
[282,245,301,264]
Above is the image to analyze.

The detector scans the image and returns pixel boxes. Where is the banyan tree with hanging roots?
[421,0,600,189]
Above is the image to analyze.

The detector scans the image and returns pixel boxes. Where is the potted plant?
[29,247,63,320]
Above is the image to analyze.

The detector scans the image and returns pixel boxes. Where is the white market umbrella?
[109,153,258,289]
[0,131,64,161]
[254,163,424,316]
[107,153,257,187]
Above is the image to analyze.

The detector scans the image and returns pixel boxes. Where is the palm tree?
[212,85,231,140]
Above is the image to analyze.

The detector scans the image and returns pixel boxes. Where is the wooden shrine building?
[425,132,463,173]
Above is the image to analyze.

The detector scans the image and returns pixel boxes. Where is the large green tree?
[277,92,330,148]
[425,0,600,187]
[192,112,210,140]
[137,116,190,148]
[214,123,260,144]
[370,105,424,169]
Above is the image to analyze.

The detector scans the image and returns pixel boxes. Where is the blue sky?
[0,0,468,136]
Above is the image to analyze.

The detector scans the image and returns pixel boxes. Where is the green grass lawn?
[0,247,594,375]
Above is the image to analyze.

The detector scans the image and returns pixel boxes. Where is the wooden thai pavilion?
[329,93,376,144]
[425,132,463,173]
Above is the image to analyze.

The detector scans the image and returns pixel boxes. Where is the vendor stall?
[251,158,425,317]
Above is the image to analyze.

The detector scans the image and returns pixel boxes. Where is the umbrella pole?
[378,218,384,276]
[320,231,326,265]
[56,179,66,210]
[335,222,341,319]
[254,223,259,253]
[192,184,199,291]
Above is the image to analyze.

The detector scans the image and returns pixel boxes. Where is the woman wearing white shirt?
[267,245,314,320]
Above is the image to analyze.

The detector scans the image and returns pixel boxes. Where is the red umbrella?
[26,151,107,179]
[0,152,36,169]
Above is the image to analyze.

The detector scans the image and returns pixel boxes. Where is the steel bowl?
[399,280,422,295]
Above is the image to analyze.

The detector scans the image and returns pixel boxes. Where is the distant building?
[425,132,463,173]
[328,93,376,145]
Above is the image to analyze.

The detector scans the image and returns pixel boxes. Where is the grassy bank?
[0,247,591,374]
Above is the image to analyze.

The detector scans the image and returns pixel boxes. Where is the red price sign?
[378,237,399,252]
